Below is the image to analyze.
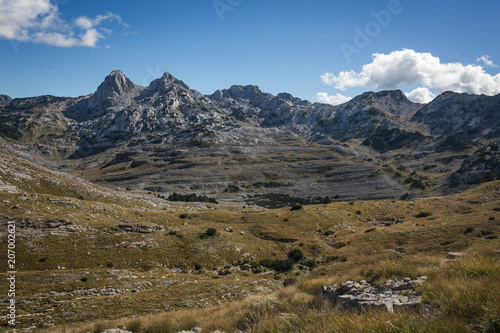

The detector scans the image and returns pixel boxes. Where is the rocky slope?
[447,143,500,189]
[411,91,500,140]
[0,94,11,106]
[0,71,498,202]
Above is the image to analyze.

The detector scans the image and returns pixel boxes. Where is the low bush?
[283,278,299,287]
[288,249,304,262]
[416,212,432,218]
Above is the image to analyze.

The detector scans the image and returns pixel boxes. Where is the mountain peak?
[140,72,190,98]
[350,89,422,116]
[86,70,142,110]
[0,95,12,106]
[109,69,125,77]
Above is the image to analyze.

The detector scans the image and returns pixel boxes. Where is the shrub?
[168,192,218,204]
[464,226,474,234]
[288,249,304,262]
[356,210,362,215]
[290,204,303,211]
[416,212,432,218]
[322,196,333,204]
[260,259,274,268]
[179,213,189,219]
[273,259,295,272]
[283,278,299,287]
[206,228,217,237]
[168,230,177,236]
[106,262,113,268]
[305,260,318,269]
[365,228,376,233]
[400,193,410,200]
[80,277,88,282]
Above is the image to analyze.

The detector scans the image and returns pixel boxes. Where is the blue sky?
[1,0,499,104]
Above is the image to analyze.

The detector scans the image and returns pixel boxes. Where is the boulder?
[321,277,427,313]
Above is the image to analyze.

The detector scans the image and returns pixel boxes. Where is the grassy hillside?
[0,148,498,332]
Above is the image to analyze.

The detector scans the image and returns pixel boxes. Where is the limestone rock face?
[0,94,11,106]
[411,92,500,139]
[88,70,143,110]
[68,70,145,122]
[447,143,500,189]
[321,277,427,313]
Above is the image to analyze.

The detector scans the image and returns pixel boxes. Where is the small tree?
[288,249,304,262]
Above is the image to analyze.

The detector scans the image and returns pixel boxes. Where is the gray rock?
[101,328,132,333]
[321,277,427,313]
[0,94,11,107]
[117,224,164,233]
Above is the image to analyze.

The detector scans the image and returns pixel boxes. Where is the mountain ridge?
[0,70,498,203]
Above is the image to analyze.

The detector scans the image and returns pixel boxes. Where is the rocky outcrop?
[0,94,11,107]
[210,87,420,141]
[411,92,500,139]
[116,224,164,233]
[65,70,145,122]
[362,128,427,153]
[447,143,500,188]
[101,328,132,333]
[321,277,427,313]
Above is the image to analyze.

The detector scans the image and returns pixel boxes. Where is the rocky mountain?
[64,70,145,122]
[209,86,422,142]
[447,143,500,189]
[411,91,500,140]
[0,94,11,106]
[0,70,498,203]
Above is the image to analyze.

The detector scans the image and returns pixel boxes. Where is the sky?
[1,0,499,104]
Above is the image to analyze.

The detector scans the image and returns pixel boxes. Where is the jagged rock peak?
[87,70,143,110]
[101,70,136,93]
[349,89,422,116]
[210,85,263,101]
[0,95,12,106]
[353,90,409,103]
[154,72,189,90]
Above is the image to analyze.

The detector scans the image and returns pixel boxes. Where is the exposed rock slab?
[321,277,427,313]
[116,224,164,233]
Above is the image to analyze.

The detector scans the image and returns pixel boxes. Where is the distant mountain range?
[1,71,499,205]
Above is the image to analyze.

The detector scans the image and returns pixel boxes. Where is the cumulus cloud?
[0,0,124,47]
[320,49,500,102]
[316,92,352,105]
[405,87,435,104]
[477,55,497,68]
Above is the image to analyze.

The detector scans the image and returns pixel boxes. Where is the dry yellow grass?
[1,147,499,332]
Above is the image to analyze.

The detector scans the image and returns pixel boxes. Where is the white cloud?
[405,87,436,104]
[74,16,94,30]
[321,49,500,99]
[477,55,497,68]
[0,0,124,47]
[316,92,352,105]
